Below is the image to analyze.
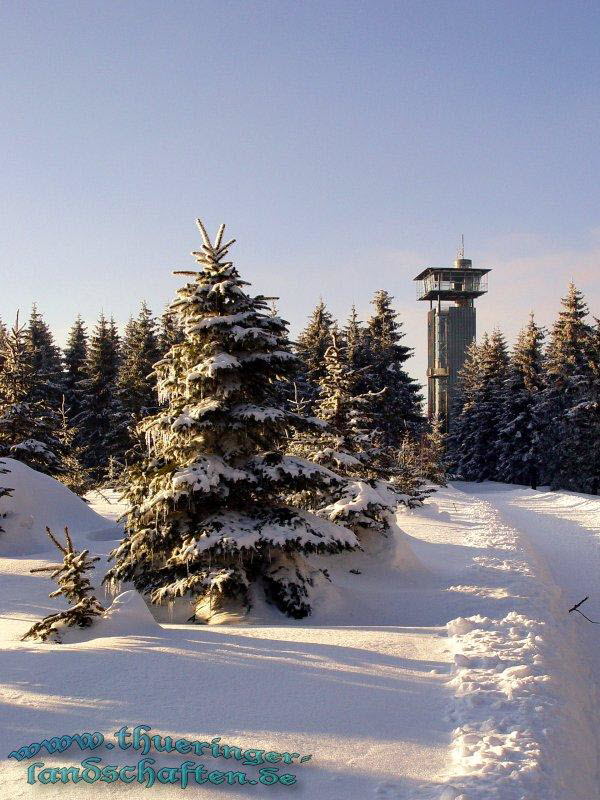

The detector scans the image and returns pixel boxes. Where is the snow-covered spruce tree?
[446,339,479,476]
[117,304,161,465]
[552,285,598,493]
[24,305,79,484]
[60,318,91,491]
[22,526,105,643]
[363,290,424,446]
[118,302,161,418]
[395,433,434,497]
[294,299,335,412]
[56,398,90,494]
[549,286,600,493]
[75,314,131,483]
[63,316,88,423]
[314,330,430,514]
[447,330,509,481]
[417,415,447,486]
[290,329,427,540]
[25,303,64,400]
[105,221,357,621]
[26,304,64,407]
[0,316,64,474]
[533,284,594,490]
[343,305,370,374]
[158,305,185,354]
[446,339,481,476]
[0,318,7,371]
[576,318,600,494]
[497,314,545,488]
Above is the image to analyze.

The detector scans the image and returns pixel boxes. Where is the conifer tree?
[546,283,590,375]
[26,304,64,406]
[550,294,600,494]
[105,221,357,621]
[576,318,600,494]
[118,302,161,418]
[447,330,509,480]
[395,433,431,497]
[314,327,427,512]
[291,329,427,536]
[305,327,373,476]
[63,316,88,422]
[343,305,369,373]
[0,319,7,372]
[108,316,121,358]
[117,304,161,464]
[56,398,90,494]
[534,284,594,490]
[417,416,447,486]
[22,526,104,643]
[295,299,335,411]
[446,339,479,476]
[75,314,130,482]
[497,314,545,488]
[0,316,63,474]
[158,306,184,353]
[363,290,424,445]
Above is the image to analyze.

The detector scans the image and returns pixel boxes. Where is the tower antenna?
[457,234,465,260]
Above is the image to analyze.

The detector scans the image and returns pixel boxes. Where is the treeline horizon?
[0,281,434,493]
[447,282,600,495]
[0,268,597,498]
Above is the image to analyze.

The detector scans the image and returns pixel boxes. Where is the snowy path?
[474,485,600,793]
[2,461,600,799]
[401,484,600,799]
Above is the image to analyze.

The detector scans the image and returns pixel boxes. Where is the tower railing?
[415,273,488,300]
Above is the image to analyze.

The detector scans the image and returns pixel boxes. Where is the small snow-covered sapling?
[22,526,105,643]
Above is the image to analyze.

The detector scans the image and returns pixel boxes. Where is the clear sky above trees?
[1,0,599,380]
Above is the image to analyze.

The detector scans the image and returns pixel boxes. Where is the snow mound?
[416,501,452,521]
[242,517,428,626]
[446,615,490,637]
[390,519,428,572]
[0,459,120,556]
[92,591,161,637]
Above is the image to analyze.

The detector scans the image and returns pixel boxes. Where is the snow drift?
[0,459,121,557]
[71,591,161,640]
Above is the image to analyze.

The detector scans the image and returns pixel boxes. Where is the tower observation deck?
[413,253,490,429]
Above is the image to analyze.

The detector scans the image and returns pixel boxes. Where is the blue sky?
[1,0,599,379]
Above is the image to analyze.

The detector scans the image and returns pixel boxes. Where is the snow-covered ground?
[0,459,599,799]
